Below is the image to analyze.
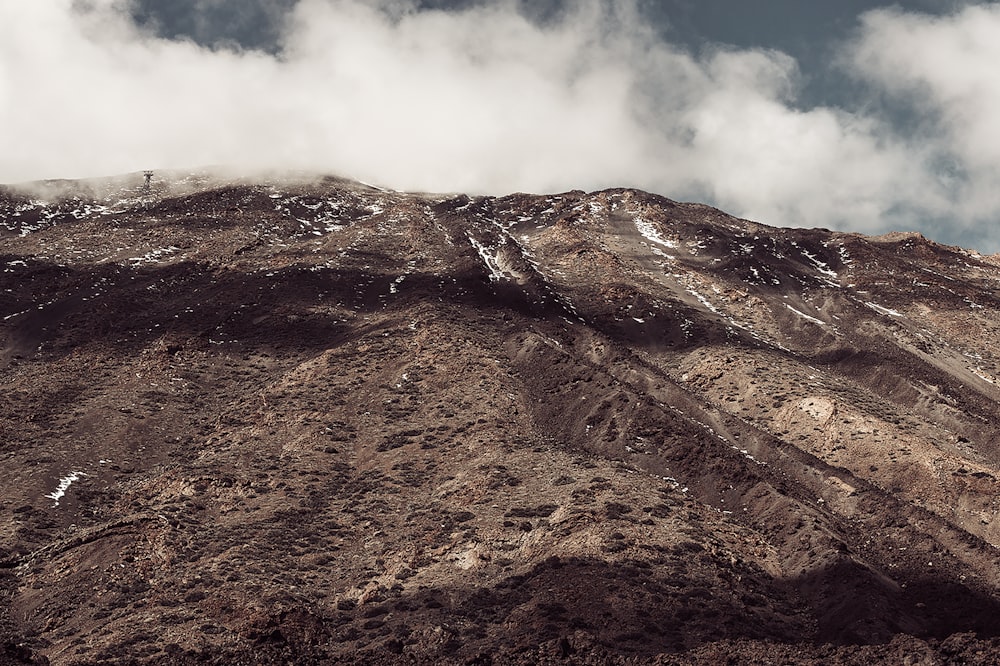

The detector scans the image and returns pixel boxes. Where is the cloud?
[1,0,660,189]
[844,3,1000,243]
[665,48,942,235]
[3,0,1000,250]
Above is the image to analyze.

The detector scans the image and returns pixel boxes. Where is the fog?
[4,1,1000,249]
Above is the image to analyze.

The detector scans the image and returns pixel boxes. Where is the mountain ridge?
[3,170,1000,664]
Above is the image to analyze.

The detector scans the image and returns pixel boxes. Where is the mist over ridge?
[5,1,1000,250]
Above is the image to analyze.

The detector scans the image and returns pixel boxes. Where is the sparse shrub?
[604,502,633,519]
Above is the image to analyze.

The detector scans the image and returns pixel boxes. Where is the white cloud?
[3,1,1000,249]
[670,48,943,234]
[0,0,664,192]
[845,4,1000,233]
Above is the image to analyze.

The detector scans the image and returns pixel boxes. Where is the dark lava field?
[3,171,1000,664]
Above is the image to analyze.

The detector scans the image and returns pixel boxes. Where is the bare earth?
[3,171,1000,664]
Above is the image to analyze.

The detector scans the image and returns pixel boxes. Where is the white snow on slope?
[69,204,109,219]
[804,252,837,277]
[787,241,841,287]
[3,259,28,273]
[970,367,996,384]
[634,217,678,250]
[46,471,84,506]
[128,246,181,265]
[468,235,506,282]
[865,302,902,317]
[685,288,719,314]
[785,304,824,325]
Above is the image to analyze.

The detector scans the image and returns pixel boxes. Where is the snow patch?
[634,217,678,249]
[389,275,405,294]
[685,288,719,314]
[800,248,839,281]
[4,259,28,272]
[468,235,506,282]
[785,304,824,325]
[865,302,902,317]
[46,471,85,506]
[127,246,181,265]
[970,367,996,384]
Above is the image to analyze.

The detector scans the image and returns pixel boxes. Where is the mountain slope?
[3,171,1000,664]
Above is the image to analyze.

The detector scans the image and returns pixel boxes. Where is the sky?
[2,0,1000,251]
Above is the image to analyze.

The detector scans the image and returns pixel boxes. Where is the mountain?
[3,171,1000,665]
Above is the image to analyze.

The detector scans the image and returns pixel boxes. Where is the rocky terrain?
[3,170,1000,664]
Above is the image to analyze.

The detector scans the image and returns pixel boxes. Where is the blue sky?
[4,1,1000,251]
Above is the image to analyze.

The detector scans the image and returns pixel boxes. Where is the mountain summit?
[3,171,1000,664]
